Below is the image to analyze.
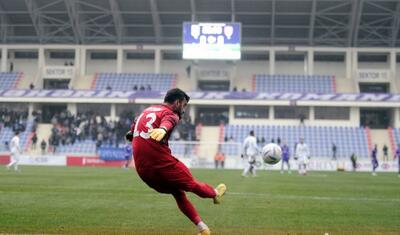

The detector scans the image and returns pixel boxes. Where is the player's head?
[299,137,304,143]
[14,131,19,136]
[164,88,190,118]
[249,130,254,136]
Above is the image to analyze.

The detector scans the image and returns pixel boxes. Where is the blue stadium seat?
[0,121,33,152]
[93,73,176,91]
[254,74,335,93]
[221,124,369,158]
[0,72,21,90]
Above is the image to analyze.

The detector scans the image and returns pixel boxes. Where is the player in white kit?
[241,130,259,177]
[6,131,21,172]
[295,137,310,175]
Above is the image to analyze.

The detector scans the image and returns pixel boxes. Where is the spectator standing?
[350,153,357,172]
[31,132,38,150]
[382,144,388,162]
[214,151,225,169]
[40,139,47,155]
[332,143,337,160]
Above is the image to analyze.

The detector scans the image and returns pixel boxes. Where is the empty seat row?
[0,72,22,90]
[254,74,335,93]
[93,73,176,91]
[221,125,368,158]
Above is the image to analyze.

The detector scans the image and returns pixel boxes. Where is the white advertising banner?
[43,66,75,79]
[19,155,66,166]
[178,156,399,172]
[357,69,390,81]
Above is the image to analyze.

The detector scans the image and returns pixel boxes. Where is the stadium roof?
[0,0,399,47]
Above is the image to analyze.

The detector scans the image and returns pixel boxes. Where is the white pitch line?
[226,192,400,203]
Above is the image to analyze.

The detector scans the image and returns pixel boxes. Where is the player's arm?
[150,111,179,142]
[17,139,22,154]
[241,138,248,158]
[125,118,137,142]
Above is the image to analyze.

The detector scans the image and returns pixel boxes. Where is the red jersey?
[131,104,180,171]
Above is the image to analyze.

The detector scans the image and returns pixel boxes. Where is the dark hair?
[15,131,19,135]
[164,88,190,104]
[249,130,254,136]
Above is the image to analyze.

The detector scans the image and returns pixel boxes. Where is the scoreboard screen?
[182,22,241,60]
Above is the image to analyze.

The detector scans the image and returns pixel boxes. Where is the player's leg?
[242,161,251,177]
[172,190,210,235]
[398,163,400,176]
[287,161,291,174]
[372,161,376,175]
[189,180,217,198]
[280,160,284,174]
[250,162,256,176]
[297,161,302,174]
[6,154,16,170]
[13,155,19,171]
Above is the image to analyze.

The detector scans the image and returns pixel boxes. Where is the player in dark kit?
[371,144,379,176]
[280,141,291,174]
[126,88,226,235]
[395,144,400,177]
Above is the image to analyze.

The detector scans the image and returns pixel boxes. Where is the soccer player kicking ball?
[126,88,226,235]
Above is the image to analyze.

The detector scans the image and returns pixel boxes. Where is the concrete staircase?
[72,75,95,89]
[197,126,220,160]
[335,77,357,93]
[369,129,392,160]
[27,124,52,155]
[16,74,35,89]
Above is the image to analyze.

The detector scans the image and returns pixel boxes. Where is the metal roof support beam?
[352,0,364,47]
[391,1,400,47]
[365,0,394,14]
[270,0,275,45]
[190,0,196,21]
[308,0,317,46]
[318,1,351,14]
[317,15,347,27]
[109,0,124,43]
[149,0,161,44]
[348,0,362,46]
[25,0,44,43]
[231,0,235,22]
[65,0,83,44]
[37,0,63,12]
[0,2,9,43]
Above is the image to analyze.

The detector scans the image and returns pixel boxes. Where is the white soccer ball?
[262,143,282,165]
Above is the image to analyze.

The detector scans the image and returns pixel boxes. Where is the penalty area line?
[226,192,400,203]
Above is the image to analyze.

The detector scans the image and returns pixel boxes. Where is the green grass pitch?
[0,166,399,235]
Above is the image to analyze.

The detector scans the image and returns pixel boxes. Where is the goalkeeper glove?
[150,128,167,142]
[125,131,133,141]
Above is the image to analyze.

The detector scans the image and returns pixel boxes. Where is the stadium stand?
[0,72,23,90]
[47,110,195,154]
[253,74,336,93]
[0,121,33,152]
[390,128,400,151]
[92,73,177,91]
[220,125,369,158]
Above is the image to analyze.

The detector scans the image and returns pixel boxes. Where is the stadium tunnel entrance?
[360,108,393,129]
